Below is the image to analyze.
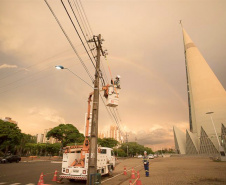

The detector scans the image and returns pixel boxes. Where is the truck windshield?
[100,149,107,154]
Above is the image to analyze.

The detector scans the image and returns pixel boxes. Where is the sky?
[0,0,226,150]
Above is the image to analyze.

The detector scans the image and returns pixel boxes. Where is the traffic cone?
[52,170,58,181]
[136,171,142,185]
[37,172,44,185]
[129,180,133,185]
[123,166,127,175]
[131,167,136,179]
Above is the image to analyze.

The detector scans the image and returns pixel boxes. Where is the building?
[173,27,226,155]
[42,128,58,144]
[98,132,105,139]
[2,117,18,125]
[36,133,44,143]
[110,125,122,143]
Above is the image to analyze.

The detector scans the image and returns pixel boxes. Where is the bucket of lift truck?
[89,173,101,185]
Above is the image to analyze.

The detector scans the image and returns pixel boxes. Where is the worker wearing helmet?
[112,75,120,88]
[143,151,149,177]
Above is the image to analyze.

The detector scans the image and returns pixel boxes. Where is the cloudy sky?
[0,0,226,150]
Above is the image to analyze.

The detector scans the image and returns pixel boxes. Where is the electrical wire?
[66,68,93,88]
[78,0,94,36]
[63,0,107,88]
[70,0,96,63]
[75,0,93,39]
[44,0,94,82]
[61,0,96,69]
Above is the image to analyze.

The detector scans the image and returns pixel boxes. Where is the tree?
[46,143,61,156]
[46,124,84,147]
[98,138,119,148]
[18,133,36,155]
[113,148,127,157]
[120,142,153,157]
[0,120,22,155]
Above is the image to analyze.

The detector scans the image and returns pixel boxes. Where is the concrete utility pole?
[87,34,104,185]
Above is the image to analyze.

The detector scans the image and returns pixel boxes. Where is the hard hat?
[144,151,147,154]
[116,75,121,79]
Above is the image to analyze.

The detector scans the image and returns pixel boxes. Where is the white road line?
[26,183,35,185]
[10,183,21,185]
[51,161,62,163]
[0,183,7,185]
[102,164,143,183]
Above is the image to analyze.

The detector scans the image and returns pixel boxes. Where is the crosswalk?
[0,183,35,185]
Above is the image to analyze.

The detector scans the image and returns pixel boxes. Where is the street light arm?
[55,65,93,88]
[66,68,93,88]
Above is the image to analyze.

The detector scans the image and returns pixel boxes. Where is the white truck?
[58,90,118,182]
[59,146,115,181]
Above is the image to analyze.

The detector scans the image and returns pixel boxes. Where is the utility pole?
[87,34,104,185]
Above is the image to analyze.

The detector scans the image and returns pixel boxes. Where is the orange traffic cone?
[136,171,142,185]
[129,180,133,185]
[124,166,127,175]
[52,170,58,181]
[131,167,136,179]
[37,172,44,185]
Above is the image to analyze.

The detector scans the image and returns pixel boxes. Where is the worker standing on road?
[143,151,149,177]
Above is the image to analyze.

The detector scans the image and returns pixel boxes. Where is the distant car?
[154,154,158,158]
[137,155,143,158]
[148,154,154,159]
[1,155,21,163]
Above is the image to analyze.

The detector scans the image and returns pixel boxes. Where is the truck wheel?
[68,179,75,182]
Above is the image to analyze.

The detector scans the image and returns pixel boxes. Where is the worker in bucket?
[143,151,149,177]
[111,75,121,88]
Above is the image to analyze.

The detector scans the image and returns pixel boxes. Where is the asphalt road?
[0,160,87,185]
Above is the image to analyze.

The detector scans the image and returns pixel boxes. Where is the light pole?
[206,112,221,148]
[206,112,226,160]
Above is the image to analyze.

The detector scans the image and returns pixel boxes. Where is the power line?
[44,0,94,82]
[78,0,94,36]
[61,0,96,69]
[70,0,97,65]
[62,0,107,87]
[75,0,93,39]
[74,0,109,85]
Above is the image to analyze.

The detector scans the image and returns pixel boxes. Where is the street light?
[55,65,65,70]
[206,112,221,147]
[55,65,93,88]
[206,112,226,160]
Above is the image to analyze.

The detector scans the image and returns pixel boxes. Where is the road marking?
[0,183,7,185]
[26,184,35,185]
[51,161,62,163]
[10,183,21,185]
[102,164,143,183]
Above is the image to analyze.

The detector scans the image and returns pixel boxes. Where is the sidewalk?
[103,157,226,185]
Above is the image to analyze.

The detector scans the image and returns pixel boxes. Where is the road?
[0,157,226,185]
